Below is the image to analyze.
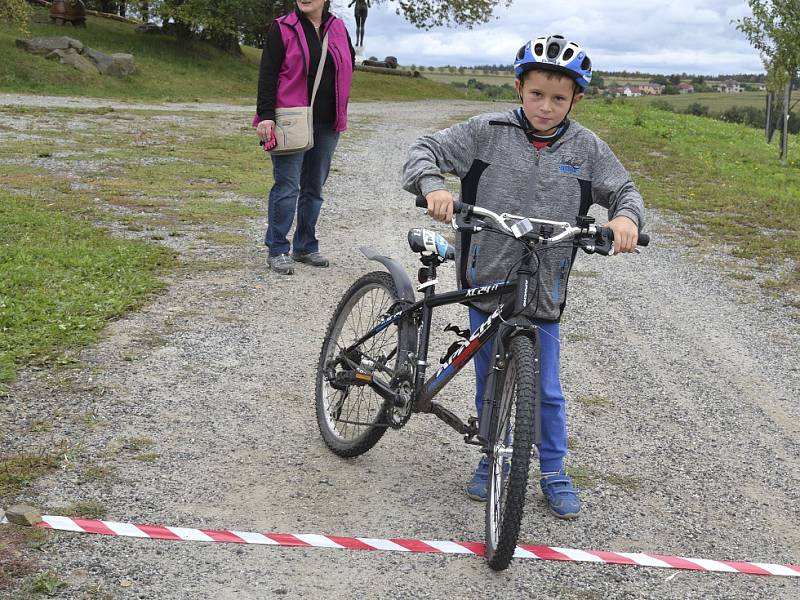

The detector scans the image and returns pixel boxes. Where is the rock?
[15,36,84,55]
[5,504,43,526]
[46,48,100,74]
[135,23,164,35]
[107,53,136,77]
[84,47,114,73]
[0,507,5,522]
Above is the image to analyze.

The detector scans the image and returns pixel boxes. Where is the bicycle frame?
[347,238,543,444]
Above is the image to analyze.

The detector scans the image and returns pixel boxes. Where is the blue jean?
[265,123,340,257]
[469,307,567,473]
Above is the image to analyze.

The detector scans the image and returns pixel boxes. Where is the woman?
[256,0,355,275]
[348,0,370,47]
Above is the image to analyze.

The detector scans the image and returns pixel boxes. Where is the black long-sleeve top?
[256,8,355,125]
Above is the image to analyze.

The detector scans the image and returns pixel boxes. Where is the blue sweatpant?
[469,307,567,473]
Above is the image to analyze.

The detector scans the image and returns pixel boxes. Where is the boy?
[401,34,645,519]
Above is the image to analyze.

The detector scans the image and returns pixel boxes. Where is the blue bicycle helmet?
[514,34,592,91]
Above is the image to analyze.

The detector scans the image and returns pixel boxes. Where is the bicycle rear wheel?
[316,271,414,457]
[485,335,538,571]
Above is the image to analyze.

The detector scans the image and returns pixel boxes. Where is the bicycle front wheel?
[485,334,538,571]
[315,271,414,457]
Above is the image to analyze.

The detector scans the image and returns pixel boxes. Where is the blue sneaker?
[540,469,581,519]
[465,457,489,502]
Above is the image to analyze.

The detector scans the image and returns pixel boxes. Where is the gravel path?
[2,95,799,599]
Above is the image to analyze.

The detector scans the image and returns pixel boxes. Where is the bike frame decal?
[422,305,503,396]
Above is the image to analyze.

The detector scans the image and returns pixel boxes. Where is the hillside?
[0,6,463,102]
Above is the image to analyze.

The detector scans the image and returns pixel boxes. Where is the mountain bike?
[315,198,649,570]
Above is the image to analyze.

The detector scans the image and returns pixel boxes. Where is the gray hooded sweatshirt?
[402,109,646,321]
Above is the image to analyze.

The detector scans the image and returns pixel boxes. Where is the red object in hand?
[261,130,277,152]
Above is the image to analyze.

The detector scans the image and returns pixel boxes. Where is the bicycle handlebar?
[415,195,649,248]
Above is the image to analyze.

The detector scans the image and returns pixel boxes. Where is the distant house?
[603,84,643,97]
[716,80,743,93]
[640,82,665,95]
[623,85,642,97]
[677,82,694,94]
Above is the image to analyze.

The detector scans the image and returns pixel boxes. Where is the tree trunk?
[765,91,774,144]
[780,80,792,163]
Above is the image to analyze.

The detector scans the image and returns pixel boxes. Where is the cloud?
[333,0,764,75]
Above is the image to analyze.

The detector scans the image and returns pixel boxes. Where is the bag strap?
[309,32,329,107]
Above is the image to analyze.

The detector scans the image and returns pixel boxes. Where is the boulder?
[46,48,99,74]
[107,53,136,77]
[84,47,113,73]
[15,36,84,55]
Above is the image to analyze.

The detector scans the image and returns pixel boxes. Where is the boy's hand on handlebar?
[606,216,638,254]
[425,190,454,223]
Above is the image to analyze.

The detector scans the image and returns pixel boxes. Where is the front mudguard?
[360,246,415,303]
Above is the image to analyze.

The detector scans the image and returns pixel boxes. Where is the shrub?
[684,103,709,117]
[650,99,675,112]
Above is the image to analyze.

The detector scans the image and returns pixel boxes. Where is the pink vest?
[275,12,352,132]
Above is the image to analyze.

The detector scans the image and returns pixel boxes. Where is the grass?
[0,7,463,103]
[117,436,155,453]
[0,99,277,387]
[574,98,799,298]
[631,91,767,114]
[29,571,66,597]
[0,192,175,390]
[0,451,60,501]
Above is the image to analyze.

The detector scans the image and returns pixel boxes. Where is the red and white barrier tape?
[2,515,799,577]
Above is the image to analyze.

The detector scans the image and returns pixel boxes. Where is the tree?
[135,0,514,53]
[380,0,513,29]
[737,0,800,162]
[0,0,31,30]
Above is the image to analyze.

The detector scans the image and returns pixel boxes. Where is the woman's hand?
[256,119,276,143]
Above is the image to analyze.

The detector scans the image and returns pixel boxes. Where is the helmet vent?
[562,48,574,61]
[534,43,544,56]
[581,56,592,71]
[547,43,560,59]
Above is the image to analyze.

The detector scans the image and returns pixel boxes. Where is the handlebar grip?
[415,195,463,214]
[601,226,650,247]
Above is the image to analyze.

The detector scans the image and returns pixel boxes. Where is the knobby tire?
[315,271,414,457]
[485,335,538,571]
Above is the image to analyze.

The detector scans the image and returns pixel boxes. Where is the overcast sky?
[331,0,764,75]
